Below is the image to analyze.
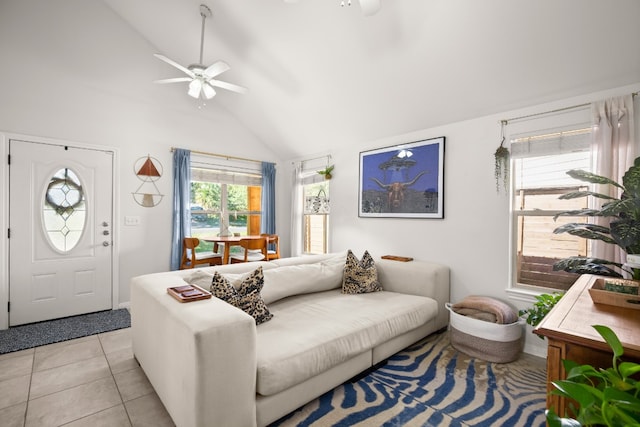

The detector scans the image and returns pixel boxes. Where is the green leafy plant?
[546,324,640,427]
[494,142,509,193]
[518,293,564,338]
[553,156,640,280]
[317,165,334,180]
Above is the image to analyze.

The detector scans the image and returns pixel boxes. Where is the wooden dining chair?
[261,233,280,261]
[180,237,223,269]
[229,237,268,263]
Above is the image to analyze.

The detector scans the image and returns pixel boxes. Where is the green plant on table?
[553,157,640,280]
[546,324,640,427]
[518,293,564,338]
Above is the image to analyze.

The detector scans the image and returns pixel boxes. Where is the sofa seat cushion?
[255,289,437,396]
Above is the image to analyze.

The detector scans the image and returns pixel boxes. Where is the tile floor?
[0,328,175,427]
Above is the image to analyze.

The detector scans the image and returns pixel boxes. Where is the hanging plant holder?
[494,121,510,193]
[317,164,334,180]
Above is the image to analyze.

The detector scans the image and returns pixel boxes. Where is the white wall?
[295,83,639,356]
[0,0,286,323]
[2,1,639,357]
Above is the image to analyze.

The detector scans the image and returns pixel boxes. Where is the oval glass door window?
[43,168,86,252]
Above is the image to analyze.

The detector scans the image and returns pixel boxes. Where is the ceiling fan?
[153,4,247,100]
[284,0,381,16]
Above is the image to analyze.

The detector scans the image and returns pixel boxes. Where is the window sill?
[505,286,548,304]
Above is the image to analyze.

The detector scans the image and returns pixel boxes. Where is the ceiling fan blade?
[153,54,195,78]
[202,83,216,99]
[360,0,381,16]
[203,61,231,79]
[188,79,203,98]
[154,77,192,84]
[209,79,248,94]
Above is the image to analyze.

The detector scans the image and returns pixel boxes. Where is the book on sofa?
[167,284,212,303]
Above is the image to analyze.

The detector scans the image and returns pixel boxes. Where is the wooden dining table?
[201,235,264,264]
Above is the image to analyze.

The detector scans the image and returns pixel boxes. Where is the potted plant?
[494,138,509,193]
[546,324,640,427]
[553,156,640,282]
[518,292,564,338]
[317,165,334,180]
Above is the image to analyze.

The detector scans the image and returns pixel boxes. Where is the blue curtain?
[170,149,191,270]
[261,162,276,234]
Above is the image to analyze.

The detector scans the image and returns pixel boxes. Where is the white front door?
[9,140,113,326]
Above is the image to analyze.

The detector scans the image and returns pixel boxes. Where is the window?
[303,181,330,254]
[188,155,262,252]
[297,157,331,255]
[510,115,593,291]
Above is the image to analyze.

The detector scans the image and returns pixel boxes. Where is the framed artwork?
[359,136,445,218]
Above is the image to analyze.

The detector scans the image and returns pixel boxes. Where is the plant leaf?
[619,362,640,379]
[622,158,640,199]
[603,386,640,412]
[593,325,624,358]
[600,198,640,217]
[552,257,624,277]
[553,209,604,220]
[551,380,602,407]
[553,223,616,244]
[567,169,624,189]
[610,219,640,249]
[545,408,582,427]
[559,191,616,200]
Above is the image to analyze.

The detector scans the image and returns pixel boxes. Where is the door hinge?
[7,154,10,165]
[7,301,9,313]
[7,228,10,239]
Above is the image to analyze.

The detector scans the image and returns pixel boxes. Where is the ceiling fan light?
[188,79,202,98]
[202,83,216,99]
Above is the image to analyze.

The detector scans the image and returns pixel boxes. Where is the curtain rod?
[502,91,639,125]
[170,147,266,165]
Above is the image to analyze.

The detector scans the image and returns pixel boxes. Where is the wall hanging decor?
[132,155,164,207]
[304,188,330,214]
[359,136,445,218]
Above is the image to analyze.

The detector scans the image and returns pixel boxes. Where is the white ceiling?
[103,0,640,159]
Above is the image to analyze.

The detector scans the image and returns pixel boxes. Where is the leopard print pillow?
[341,250,382,294]
[210,267,273,325]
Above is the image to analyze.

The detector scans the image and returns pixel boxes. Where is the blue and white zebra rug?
[271,331,547,427]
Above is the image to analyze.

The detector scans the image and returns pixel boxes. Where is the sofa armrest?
[376,259,450,330]
[131,273,258,427]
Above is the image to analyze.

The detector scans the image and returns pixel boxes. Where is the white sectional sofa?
[130,252,450,427]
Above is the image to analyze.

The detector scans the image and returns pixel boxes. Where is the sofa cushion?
[211,267,273,325]
[255,289,437,395]
[342,250,382,294]
[260,256,345,304]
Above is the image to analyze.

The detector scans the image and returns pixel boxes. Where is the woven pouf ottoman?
[445,295,524,363]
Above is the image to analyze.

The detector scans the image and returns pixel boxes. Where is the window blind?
[191,154,261,186]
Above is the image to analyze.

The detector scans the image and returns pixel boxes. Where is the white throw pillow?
[261,257,345,304]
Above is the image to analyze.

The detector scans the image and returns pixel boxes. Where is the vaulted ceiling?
[103,0,640,159]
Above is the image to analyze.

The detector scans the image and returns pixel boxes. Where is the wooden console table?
[534,274,640,416]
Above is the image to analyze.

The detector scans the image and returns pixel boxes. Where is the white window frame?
[507,107,594,294]
[298,157,331,255]
[189,154,262,236]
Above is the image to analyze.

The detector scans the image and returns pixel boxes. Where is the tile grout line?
[99,332,135,427]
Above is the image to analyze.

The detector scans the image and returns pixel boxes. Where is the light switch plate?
[124,216,140,226]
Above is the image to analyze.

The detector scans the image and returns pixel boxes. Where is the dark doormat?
[0,308,130,355]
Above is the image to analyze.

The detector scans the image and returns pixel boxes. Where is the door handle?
[102,241,110,247]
